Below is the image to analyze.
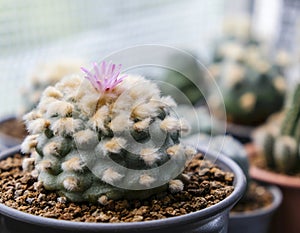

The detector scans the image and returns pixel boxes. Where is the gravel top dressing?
[0,153,234,223]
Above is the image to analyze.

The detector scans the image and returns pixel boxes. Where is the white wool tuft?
[62,157,85,172]
[55,75,82,93]
[166,144,182,156]
[160,116,180,132]
[76,93,99,117]
[21,135,38,153]
[169,179,184,193]
[27,118,50,134]
[22,158,36,172]
[239,92,256,112]
[74,129,97,145]
[133,118,151,131]
[63,177,79,191]
[184,146,197,159]
[102,168,123,184]
[110,114,133,132]
[140,148,159,166]
[33,181,44,191]
[139,174,156,187]
[37,97,58,113]
[46,100,74,117]
[104,137,126,153]
[43,141,61,157]
[23,111,42,123]
[42,86,63,99]
[89,105,109,131]
[98,195,109,205]
[51,118,82,136]
[132,102,158,119]
[37,160,52,171]
[273,76,286,93]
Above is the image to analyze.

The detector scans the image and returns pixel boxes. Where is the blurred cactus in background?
[21,61,196,203]
[209,18,289,126]
[253,84,300,174]
[20,59,84,114]
[160,52,205,106]
[175,105,223,136]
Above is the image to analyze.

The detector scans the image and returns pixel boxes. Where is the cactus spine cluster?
[253,84,300,174]
[21,61,196,203]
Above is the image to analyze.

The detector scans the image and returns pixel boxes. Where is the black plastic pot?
[0,116,23,152]
[0,146,246,233]
[228,185,282,233]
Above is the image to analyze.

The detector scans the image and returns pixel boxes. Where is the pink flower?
[81,61,127,92]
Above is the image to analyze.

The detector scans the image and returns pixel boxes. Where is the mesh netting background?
[0,0,298,116]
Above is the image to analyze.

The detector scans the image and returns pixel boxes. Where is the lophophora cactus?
[20,59,84,114]
[253,84,300,174]
[209,41,287,126]
[21,61,196,203]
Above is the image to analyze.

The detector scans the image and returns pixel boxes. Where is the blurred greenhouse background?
[0,0,299,116]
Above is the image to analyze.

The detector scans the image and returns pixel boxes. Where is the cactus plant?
[21,61,196,203]
[175,105,223,136]
[253,84,300,174]
[159,53,205,105]
[20,59,83,114]
[209,42,287,126]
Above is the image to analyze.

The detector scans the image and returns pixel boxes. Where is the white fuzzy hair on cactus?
[21,60,196,203]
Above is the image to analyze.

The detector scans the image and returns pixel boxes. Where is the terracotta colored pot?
[248,145,300,233]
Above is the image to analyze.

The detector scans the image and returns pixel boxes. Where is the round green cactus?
[21,61,196,203]
[209,42,287,126]
[159,53,205,105]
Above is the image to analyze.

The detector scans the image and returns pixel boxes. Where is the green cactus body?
[253,84,300,174]
[273,136,298,172]
[210,41,287,126]
[160,53,205,105]
[280,85,300,136]
[21,62,196,203]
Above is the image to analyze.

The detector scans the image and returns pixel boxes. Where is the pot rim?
[250,165,300,189]
[230,184,282,219]
[0,145,246,231]
[247,144,300,189]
